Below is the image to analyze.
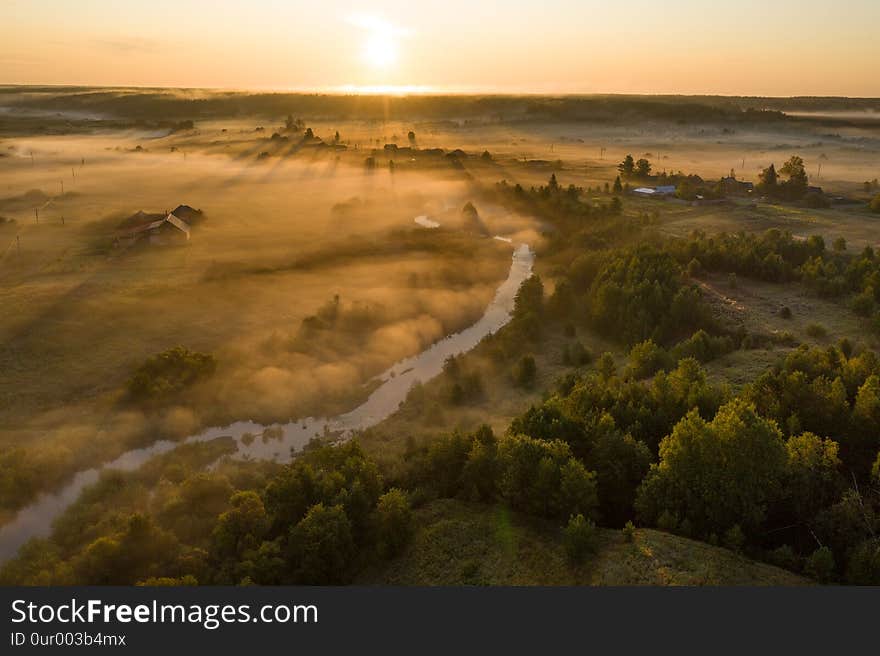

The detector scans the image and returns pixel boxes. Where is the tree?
[597,352,616,380]
[805,546,836,583]
[127,347,216,402]
[870,194,880,214]
[627,339,670,379]
[211,491,269,562]
[780,155,808,186]
[636,399,788,537]
[563,514,598,563]
[374,489,413,558]
[635,158,652,177]
[612,176,623,193]
[513,355,537,388]
[783,433,844,524]
[304,127,314,140]
[589,425,652,526]
[407,130,416,144]
[758,163,778,192]
[497,434,598,519]
[618,154,635,177]
[288,503,355,584]
[509,402,589,459]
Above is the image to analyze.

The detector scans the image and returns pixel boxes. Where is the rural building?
[115,210,193,247]
[633,185,676,198]
[720,176,754,195]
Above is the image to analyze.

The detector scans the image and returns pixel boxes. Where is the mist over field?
[1,86,879,587]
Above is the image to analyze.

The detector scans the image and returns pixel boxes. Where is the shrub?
[870,194,880,214]
[564,514,598,563]
[805,323,827,339]
[767,544,800,572]
[805,546,836,583]
[780,306,793,319]
[723,524,745,553]
[622,520,636,543]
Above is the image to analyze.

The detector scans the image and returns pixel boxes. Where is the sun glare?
[363,33,397,69]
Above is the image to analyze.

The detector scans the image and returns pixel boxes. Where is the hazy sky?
[2,0,879,96]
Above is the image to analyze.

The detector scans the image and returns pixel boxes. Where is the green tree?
[618,154,635,177]
[758,163,778,193]
[563,514,598,563]
[589,425,652,526]
[805,546,836,583]
[635,158,652,177]
[288,503,355,584]
[636,399,787,537]
[783,433,844,524]
[375,489,413,558]
[513,355,537,388]
[211,491,269,562]
[612,176,623,193]
[497,434,598,519]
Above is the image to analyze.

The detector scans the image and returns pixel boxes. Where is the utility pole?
[34,207,39,223]
[60,180,64,195]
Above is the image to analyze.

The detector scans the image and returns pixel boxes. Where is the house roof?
[164,213,191,236]
[118,213,190,237]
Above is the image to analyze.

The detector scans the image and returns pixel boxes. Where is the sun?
[363,33,397,69]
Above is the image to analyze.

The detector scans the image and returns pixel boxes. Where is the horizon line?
[1,82,879,101]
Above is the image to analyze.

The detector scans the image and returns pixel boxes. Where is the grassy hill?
[357,499,808,586]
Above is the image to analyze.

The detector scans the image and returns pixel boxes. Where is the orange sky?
[2,0,879,96]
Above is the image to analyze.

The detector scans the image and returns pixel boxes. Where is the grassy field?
[357,499,808,585]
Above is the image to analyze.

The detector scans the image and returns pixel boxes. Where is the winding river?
[0,240,534,563]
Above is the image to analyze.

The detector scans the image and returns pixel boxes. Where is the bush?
[767,544,800,572]
[805,323,827,339]
[870,194,880,214]
[723,524,745,553]
[622,520,636,543]
[805,546,836,583]
[564,514,598,563]
[780,306,793,319]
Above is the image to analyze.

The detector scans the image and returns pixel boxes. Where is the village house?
[632,185,677,198]
[115,205,202,247]
[719,176,755,195]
